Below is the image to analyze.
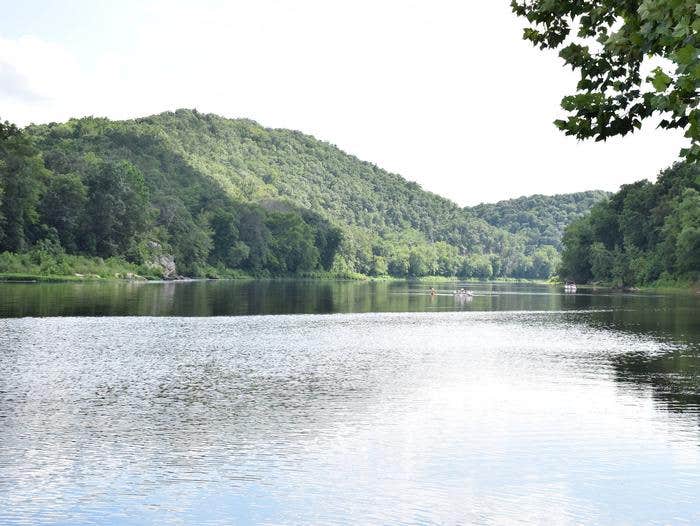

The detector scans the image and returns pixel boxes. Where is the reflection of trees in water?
[0,281,180,317]
[0,281,638,317]
[610,348,700,417]
[582,292,699,343]
[579,301,700,417]
[553,292,700,418]
[2,282,698,421]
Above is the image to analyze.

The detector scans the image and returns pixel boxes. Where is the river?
[0,281,698,524]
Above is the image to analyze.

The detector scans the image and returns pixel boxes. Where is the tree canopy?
[560,162,700,285]
[468,190,609,250]
[511,0,700,160]
[1,111,606,280]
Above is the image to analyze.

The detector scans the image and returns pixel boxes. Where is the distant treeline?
[468,190,610,250]
[560,163,700,287]
[1,110,605,279]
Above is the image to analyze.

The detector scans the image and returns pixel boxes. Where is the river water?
[0,281,698,525]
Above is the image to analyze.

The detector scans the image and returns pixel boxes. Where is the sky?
[0,0,687,205]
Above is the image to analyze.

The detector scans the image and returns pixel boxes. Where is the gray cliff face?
[155,254,178,279]
[144,241,179,279]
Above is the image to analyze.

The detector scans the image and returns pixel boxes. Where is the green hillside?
[468,191,610,250]
[560,163,700,287]
[1,109,602,280]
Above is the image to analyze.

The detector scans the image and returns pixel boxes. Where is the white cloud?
[0,36,85,120]
[0,1,687,204]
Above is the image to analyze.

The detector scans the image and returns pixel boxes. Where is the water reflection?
[0,283,698,524]
[1,280,698,321]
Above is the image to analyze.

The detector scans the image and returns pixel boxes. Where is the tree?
[511,1,700,160]
[469,191,609,250]
[17,110,596,279]
[618,181,656,249]
[174,214,213,276]
[435,241,460,276]
[559,217,593,282]
[671,188,700,273]
[560,162,699,285]
[532,245,560,279]
[462,254,493,279]
[409,244,437,277]
[371,255,388,276]
[387,246,410,277]
[0,120,47,252]
[589,242,614,282]
[40,173,87,252]
[238,207,270,271]
[209,207,242,267]
[266,212,319,274]
[302,211,342,271]
[84,160,151,257]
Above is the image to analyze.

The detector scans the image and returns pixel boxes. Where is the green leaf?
[650,68,672,92]
[512,0,700,159]
[691,63,700,80]
[673,22,688,38]
[674,45,698,65]
[692,18,700,34]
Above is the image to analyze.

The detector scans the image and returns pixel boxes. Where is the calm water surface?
[0,281,698,525]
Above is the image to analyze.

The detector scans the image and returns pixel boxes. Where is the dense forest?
[468,191,610,250]
[1,109,604,280]
[560,163,700,287]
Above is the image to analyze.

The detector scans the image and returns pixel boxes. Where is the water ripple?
[0,311,698,525]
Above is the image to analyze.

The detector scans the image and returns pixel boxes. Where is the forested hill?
[560,163,699,287]
[1,109,599,279]
[468,191,610,250]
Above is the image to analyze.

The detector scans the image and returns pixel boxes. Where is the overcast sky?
[0,0,686,205]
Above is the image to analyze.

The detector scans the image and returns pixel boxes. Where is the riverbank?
[0,268,365,283]
[0,249,163,282]
[0,271,560,285]
[0,250,551,284]
[570,278,699,292]
[9,250,687,288]
[4,262,692,289]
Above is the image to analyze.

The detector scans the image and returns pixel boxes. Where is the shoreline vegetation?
[1,111,697,289]
[0,260,553,285]
[559,163,699,289]
[0,239,695,290]
[0,272,558,287]
[0,247,557,285]
[0,112,604,287]
[1,258,694,292]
